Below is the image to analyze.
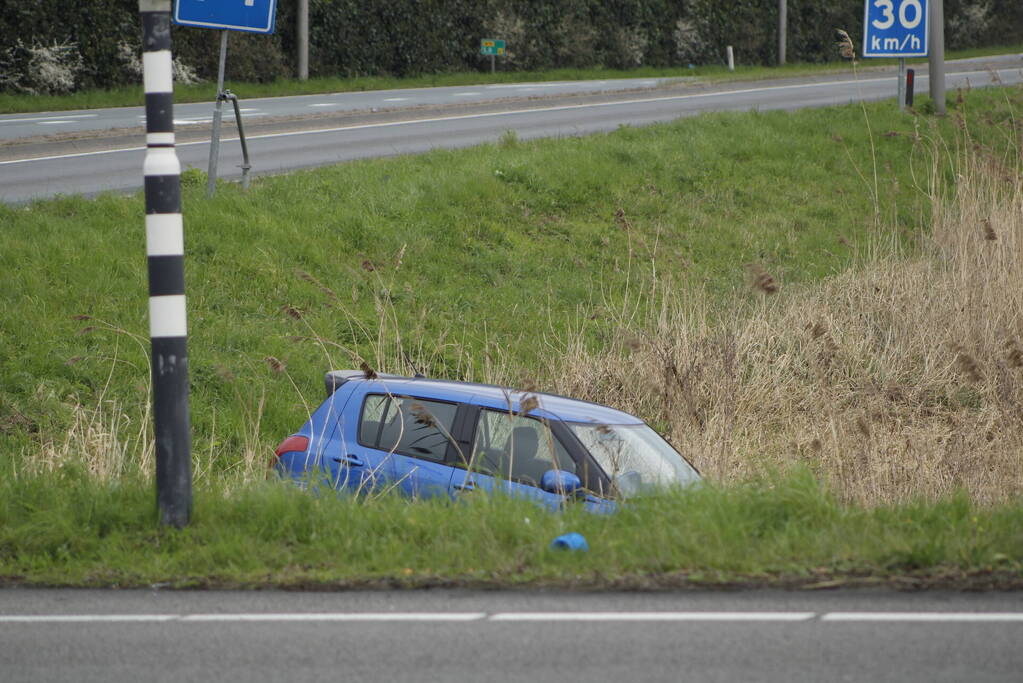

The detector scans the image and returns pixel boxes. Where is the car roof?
[327,371,643,425]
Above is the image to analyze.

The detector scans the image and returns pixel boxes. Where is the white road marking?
[0,615,178,623]
[0,68,1015,168]
[452,92,482,97]
[181,613,488,622]
[308,103,337,107]
[0,113,98,124]
[0,613,485,623]
[823,613,1023,622]
[485,83,575,89]
[2,611,1023,624]
[383,97,411,102]
[489,612,817,621]
[36,121,78,125]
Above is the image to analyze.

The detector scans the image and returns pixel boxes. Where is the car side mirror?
[541,469,582,496]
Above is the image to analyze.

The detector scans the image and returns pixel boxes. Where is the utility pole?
[778,0,787,66]
[928,0,946,114]
[298,0,309,80]
[139,0,192,528]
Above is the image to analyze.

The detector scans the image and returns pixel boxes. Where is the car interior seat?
[506,426,550,484]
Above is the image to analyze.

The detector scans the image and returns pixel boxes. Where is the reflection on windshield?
[569,423,700,496]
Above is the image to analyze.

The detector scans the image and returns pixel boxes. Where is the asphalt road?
[1,55,1020,203]
[2,588,1022,682]
[0,76,687,141]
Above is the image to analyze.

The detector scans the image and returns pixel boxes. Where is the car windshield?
[569,423,699,496]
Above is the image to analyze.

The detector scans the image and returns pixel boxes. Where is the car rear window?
[359,395,458,462]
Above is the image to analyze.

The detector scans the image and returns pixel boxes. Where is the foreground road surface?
[2,588,1022,682]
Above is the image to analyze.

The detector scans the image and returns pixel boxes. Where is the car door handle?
[453,482,476,492]
[333,454,364,467]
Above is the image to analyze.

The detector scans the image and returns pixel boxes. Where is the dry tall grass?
[547,126,1023,505]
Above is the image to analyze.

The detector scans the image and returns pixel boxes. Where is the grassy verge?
[1,86,1022,587]
[2,469,1020,588]
[1,44,1019,115]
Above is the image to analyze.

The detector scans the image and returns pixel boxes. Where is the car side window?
[359,395,458,462]
[468,410,575,485]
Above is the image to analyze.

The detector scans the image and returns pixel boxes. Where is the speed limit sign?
[863,0,929,57]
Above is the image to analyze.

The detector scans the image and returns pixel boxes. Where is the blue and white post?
[140,0,192,527]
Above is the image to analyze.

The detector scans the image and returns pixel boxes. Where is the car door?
[322,386,397,493]
[376,394,461,499]
[448,408,578,510]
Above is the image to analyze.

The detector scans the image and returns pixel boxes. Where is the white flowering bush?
[948,1,993,50]
[0,40,83,94]
[673,18,711,65]
[117,41,199,86]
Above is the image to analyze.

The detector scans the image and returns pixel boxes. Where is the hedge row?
[1,1,1020,92]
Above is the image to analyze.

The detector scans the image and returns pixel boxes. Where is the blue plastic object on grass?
[551,532,589,552]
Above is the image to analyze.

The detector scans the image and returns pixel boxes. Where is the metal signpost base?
[206,32,254,197]
[206,30,228,197]
[220,90,252,190]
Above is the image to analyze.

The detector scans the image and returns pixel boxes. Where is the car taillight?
[273,435,310,462]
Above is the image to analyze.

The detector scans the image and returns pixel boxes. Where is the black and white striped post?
[141,0,192,527]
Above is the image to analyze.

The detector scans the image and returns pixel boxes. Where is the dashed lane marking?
[0,114,99,124]
[2,612,1022,624]
[489,612,817,621]
[823,613,1023,622]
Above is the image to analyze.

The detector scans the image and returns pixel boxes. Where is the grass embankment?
[3,470,1020,588]
[1,43,1019,114]
[2,86,1022,587]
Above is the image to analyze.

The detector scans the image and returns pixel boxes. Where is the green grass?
[3,88,1020,471]
[2,93,993,466]
[2,468,1020,587]
[2,86,1022,587]
[1,43,1019,115]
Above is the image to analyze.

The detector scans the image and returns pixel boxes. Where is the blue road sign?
[863,0,929,58]
[173,0,278,35]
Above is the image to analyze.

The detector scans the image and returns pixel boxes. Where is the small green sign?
[480,39,506,56]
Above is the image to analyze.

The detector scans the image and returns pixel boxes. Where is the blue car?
[273,370,700,512]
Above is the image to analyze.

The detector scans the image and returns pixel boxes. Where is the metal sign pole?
[897,58,906,110]
[777,0,787,66]
[297,0,309,80]
[140,0,192,528]
[929,0,946,114]
[206,30,228,197]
